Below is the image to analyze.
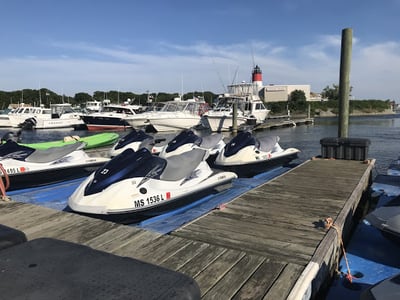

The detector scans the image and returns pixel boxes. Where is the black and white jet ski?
[67,147,237,224]
[109,129,155,157]
[0,140,109,191]
[360,272,400,300]
[158,129,225,161]
[364,195,400,244]
[212,131,300,177]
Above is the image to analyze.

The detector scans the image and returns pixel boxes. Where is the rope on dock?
[0,163,10,201]
[324,217,354,283]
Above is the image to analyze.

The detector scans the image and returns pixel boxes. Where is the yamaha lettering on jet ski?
[158,129,226,163]
[0,140,109,191]
[67,147,237,224]
[212,131,300,177]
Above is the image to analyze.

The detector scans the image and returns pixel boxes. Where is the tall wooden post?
[338,28,353,138]
[232,101,238,135]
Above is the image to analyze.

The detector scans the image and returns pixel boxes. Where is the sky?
[1,0,400,101]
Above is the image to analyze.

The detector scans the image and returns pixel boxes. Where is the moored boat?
[9,103,84,129]
[202,93,270,132]
[81,104,141,131]
[1,132,120,150]
[125,97,209,132]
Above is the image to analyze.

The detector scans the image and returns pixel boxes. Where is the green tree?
[288,89,307,111]
[321,84,339,100]
[321,84,353,100]
[74,92,92,107]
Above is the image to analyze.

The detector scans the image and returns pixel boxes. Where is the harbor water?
[3,114,399,175]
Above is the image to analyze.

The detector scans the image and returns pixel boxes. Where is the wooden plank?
[202,254,266,299]
[137,235,192,264]
[263,263,304,300]
[177,244,228,278]
[160,241,210,270]
[193,249,246,296]
[174,224,312,264]
[211,209,327,236]
[191,214,322,246]
[83,225,154,252]
[232,259,287,300]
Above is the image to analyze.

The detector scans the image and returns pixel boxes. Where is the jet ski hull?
[213,148,300,177]
[2,161,107,191]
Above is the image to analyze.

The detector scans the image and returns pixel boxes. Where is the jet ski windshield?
[165,130,202,153]
[84,148,166,196]
[114,129,153,150]
[223,131,256,157]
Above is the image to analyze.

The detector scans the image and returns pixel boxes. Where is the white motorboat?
[67,147,237,224]
[212,131,300,177]
[9,103,84,129]
[202,93,270,132]
[0,109,11,127]
[125,98,209,132]
[81,104,141,131]
[0,140,109,191]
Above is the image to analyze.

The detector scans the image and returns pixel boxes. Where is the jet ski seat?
[25,142,86,163]
[199,133,223,149]
[258,136,280,153]
[161,149,207,181]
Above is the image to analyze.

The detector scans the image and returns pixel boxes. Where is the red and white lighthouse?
[252,65,263,84]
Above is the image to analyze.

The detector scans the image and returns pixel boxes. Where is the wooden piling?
[338,28,353,138]
[232,101,238,134]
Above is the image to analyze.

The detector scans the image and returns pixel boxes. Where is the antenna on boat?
[39,82,42,106]
[231,66,239,85]
[212,57,227,93]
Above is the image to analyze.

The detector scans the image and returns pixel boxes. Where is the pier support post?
[338,28,353,138]
[232,101,238,134]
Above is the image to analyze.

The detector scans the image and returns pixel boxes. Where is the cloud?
[1,36,400,100]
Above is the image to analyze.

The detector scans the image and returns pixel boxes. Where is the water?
[1,114,399,176]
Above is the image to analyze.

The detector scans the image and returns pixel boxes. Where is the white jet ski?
[67,147,237,224]
[109,129,156,157]
[158,129,225,162]
[212,131,300,177]
[0,140,109,191]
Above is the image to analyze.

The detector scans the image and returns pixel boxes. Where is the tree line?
[0,89,218,110]
[0,84,393,116]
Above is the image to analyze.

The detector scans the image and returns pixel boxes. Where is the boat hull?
[203,115,247,132]
[81,115,131,131]
[149,115,201,132]
[20,133,120,150]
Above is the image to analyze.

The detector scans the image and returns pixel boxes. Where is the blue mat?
[326,191,400,299]
[7,178,84,211]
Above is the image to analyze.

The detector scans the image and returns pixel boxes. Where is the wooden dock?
[254,117,314,131]
[0,158,374,299]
